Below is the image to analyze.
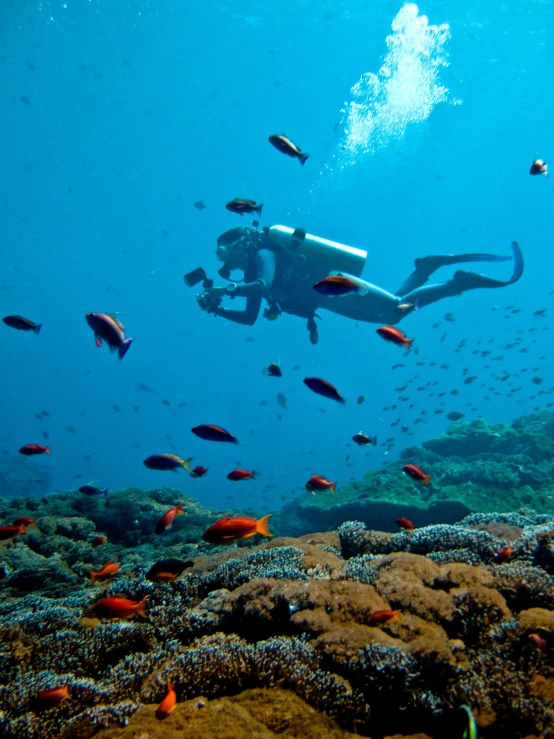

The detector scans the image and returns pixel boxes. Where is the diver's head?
[216,228,251,272]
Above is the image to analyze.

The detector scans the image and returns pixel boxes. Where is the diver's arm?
[225,249,276,297]
[217,294,262,325]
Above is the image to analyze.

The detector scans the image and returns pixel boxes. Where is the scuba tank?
[267,225,367,280]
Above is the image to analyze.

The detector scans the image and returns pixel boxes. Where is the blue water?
[0,0,553,513]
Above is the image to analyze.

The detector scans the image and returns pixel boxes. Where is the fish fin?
[373,436,378,445]
[403,338,414,352]
[88,571,97,583]
[250,470,256,479]
[329,482,336,495]
[299,153,309,166]
[136,597,148,618]
[414,299,420,311]
[423,475,431,484]
[175,502,184,514]
[33,324,43,335]
[256,513,273,537]
[102,489,108,498]
[45,446,51,455]
[95,334,102,347]
[181,457,194,472]
[118,338,133,360]
[255,204,263,216]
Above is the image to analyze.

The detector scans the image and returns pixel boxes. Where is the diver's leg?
[318,281,402,325]
[394,251,513,297]
[401,242,523,308]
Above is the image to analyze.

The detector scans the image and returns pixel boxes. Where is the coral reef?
[274,412,554,537]
[1,481,554,739]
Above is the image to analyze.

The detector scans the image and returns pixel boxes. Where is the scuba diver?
[186,225,524,344]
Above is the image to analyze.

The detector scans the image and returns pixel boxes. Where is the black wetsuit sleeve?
[217,250,275,326]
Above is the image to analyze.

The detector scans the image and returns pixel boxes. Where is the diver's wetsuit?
[215,241,524,329]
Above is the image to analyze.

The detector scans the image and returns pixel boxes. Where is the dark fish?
[529,159,548,176]
[20,95,31,105]
[19,444,50,456]
[2,315,42,334]
[85,313,133,360]
[352,432,377,446]
[277,392,287,409]
[78,483,108,497]
[303,377,345,404]
[161,399,171,407]
[268,133,309,165]
[146,558,193,582]
[136,383,155,393]
[144,454,194,471]
[191,425,239,443]
[446,411,465,421]
[193,200,207,211]
[112,405,121,413]
[357,395,365,404]
[264,362,282,377]
[225,198,263,216]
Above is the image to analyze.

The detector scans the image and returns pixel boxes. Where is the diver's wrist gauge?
[225,282,237,294]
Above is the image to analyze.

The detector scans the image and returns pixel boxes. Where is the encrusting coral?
[1,497,554,739]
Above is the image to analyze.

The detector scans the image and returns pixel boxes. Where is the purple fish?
[303,377,345,404]
[3,315,42,334]
[85,313,133,360]
[191,424,239,443]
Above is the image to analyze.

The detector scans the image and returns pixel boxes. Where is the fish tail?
[299,153,309,166]
[256,513,273,537]
[118,338,133,360]
[414,299,420,311]
[250,470,256,479]
[423,475,431,485]
[102,489,108,498]
[136,596,148,618]
[45,446,51,455]
[89,571,97,584]
[373,436,378,445]
[181,457,194,472]
[33,324,43,335]
[255,204,263,216]
[329,481,336,495]
[404,338,414,352]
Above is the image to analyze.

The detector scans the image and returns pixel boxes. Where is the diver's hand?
[196,286,226,314]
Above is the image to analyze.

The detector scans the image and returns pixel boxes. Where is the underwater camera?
[183,266,213,289]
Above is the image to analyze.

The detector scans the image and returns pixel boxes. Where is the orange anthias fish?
[93,596,148,619]
[202,514,273,544]
[313,274,369,297]
[376,326,414,352]
[494,546,513,564]
[155,682,177,720]
[529,633,548,653]
[395,517,415,531]
[402,463,431,485]
[305,474,336,495]
[303,377,345,404]
[85,313,133,360]
[227,469,255,481]
[35,686,70,708]
[12,516,35,526]
[368,609,401,626]
[191,424,239,443]
[155,503,184,535]
[19,443,51,456]
[89,562,121,584]
[0,523,26,541]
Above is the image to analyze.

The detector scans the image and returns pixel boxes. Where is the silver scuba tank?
[268,225,367,279]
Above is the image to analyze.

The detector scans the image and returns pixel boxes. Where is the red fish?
[155,503,184,534]
[313,274,368,297]
[35,686,70,707]
[227,469,255,481]
[0,523,26,541]
[268,134,309,165]
[376,326,414,351]
[190,465,208,478]
[85,313,133,360]
[202,514,273,544]
[191,424,239,443]
[2,315,42,334]
[529,633,548,653]
[395,517,415,531]
[368,609,401,626]
[494,545,513,564]
[12,516,35,526]
[156,682,177,720]
[89,562,121,583]
[91,535,107,546]
[303,377,345,404]
[226,198,263,216]
[305,474,336,495]
[150,571,178,582]
[93,596,147,619]
[19,444,51,456]
[402,463,431,485]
